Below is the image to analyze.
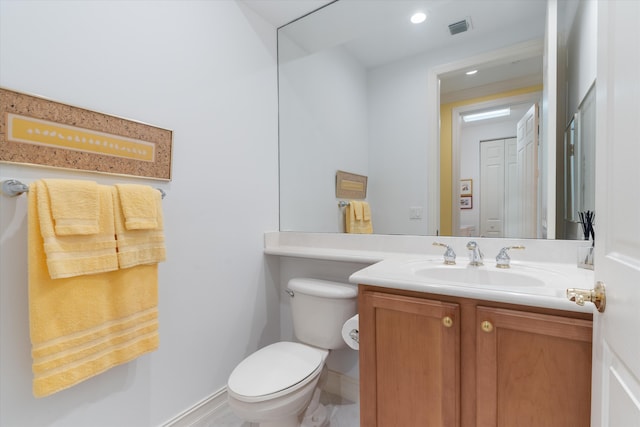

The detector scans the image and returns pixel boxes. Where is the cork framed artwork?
[0,88,172,180]
[336,170,367,199]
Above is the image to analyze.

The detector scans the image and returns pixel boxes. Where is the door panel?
[476,306,592,427]
[516,105,539,238]
[359,291,460,427]
[592,0,640,424]
[480,140,505,237]
[504,138,518,237]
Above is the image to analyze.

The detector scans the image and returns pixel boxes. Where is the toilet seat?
[227,342,329,403]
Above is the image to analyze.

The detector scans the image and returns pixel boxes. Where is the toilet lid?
[228,342,327,398]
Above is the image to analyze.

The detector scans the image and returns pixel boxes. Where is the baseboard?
[323,370,360,403]
[161,387,228,427]
[160,371,359,426]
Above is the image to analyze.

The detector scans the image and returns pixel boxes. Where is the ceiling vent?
[448,19,470,35]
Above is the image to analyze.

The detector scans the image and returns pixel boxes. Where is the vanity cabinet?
[358,290,460,426]
[358,286,593,427]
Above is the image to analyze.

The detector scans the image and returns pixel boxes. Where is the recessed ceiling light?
[466,69,478,75]
[462,108,511,122]
[410,12,427,24]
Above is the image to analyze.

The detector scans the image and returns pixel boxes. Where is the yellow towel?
[362,202,371,221]
[115,184,159,230]
[28,185,159,398]
[345,200,373,234]
[43,179,99,235]
[113,186,166,269]
[34,181,119,279]
[351,201,363,220]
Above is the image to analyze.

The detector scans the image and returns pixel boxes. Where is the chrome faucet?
[466,241,484,266]
[495,246,525,269]
[433,242,456,265]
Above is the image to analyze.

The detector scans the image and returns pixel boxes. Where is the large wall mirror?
[278,0,596,240]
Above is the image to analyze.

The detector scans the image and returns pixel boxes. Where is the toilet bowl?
[227,341,328,427]
[227,278,357,427]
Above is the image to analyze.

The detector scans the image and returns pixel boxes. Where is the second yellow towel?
[115,184,159,230]
[345,200,373,234]
[113,186,166,269]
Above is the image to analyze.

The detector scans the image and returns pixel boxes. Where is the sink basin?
[350,256,594,312]
[413,265,545,288]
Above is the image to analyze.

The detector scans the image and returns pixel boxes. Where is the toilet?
[227,278,358,427]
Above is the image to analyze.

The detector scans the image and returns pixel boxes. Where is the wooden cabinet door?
[359,290,460,427]
[476,306,592,427]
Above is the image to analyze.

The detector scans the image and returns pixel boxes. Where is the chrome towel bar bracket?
[1,179,167,199]
[1,179,29,197]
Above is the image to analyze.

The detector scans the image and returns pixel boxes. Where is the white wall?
[556,0,597,238]
[565,0,597,120]
[279,42,369,233]
[0,1,280,426]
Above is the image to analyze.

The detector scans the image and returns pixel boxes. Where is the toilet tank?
[287,278,357,350]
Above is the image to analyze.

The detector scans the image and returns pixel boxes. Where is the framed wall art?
[460,178,473,196]
[0,88,173,180]
[460,195,473,209]
[336,170,367,199]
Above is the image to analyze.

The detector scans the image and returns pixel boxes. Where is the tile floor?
[201,391,359,427]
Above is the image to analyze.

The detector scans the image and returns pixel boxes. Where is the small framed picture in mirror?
[460,179,473,196]
[336,170,367,199]
[460,196,473,209]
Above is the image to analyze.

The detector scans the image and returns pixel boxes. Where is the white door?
[590,0,640,425]
[504,138,518,237]
[480,139,505,237]
[516,104,539,238]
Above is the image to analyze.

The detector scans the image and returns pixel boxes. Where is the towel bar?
[338,200,350,208]
[1,179,166,199]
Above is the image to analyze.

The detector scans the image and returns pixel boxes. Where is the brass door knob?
[481,320,493,333]
[566,281,606,313]
[442,316,454,328]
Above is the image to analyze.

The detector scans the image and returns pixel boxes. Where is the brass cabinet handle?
[442,316,454,328]
[566,281,606,313]
[481,320,493,333]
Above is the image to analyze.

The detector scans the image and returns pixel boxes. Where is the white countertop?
[350,256,594,313]
[265,232,596,314]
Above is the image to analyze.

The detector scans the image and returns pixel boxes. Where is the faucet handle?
[433,242,456,265]
[495,245,525,268]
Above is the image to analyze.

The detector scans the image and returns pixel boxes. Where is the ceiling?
[244,0,545,101]
[240,0,333,28]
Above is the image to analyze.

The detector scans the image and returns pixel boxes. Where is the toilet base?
[259,417,299,427]
[301,401,328,427]
[300,382,329,427]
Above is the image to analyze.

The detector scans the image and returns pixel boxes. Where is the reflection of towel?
[113,186,166,269]
[28,185,159,398]
[114,184,159,230]
[351,201,363,220]
[34,181,118,279]
[362,202,371,221]
[345,200,373,234]
[43,179,99,236]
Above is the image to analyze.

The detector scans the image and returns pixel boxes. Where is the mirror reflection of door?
[480,137,517,238]
[457,101,539,238]
[516,103,539,238]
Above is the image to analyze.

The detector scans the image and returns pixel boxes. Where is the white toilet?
[227,278,358,427]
